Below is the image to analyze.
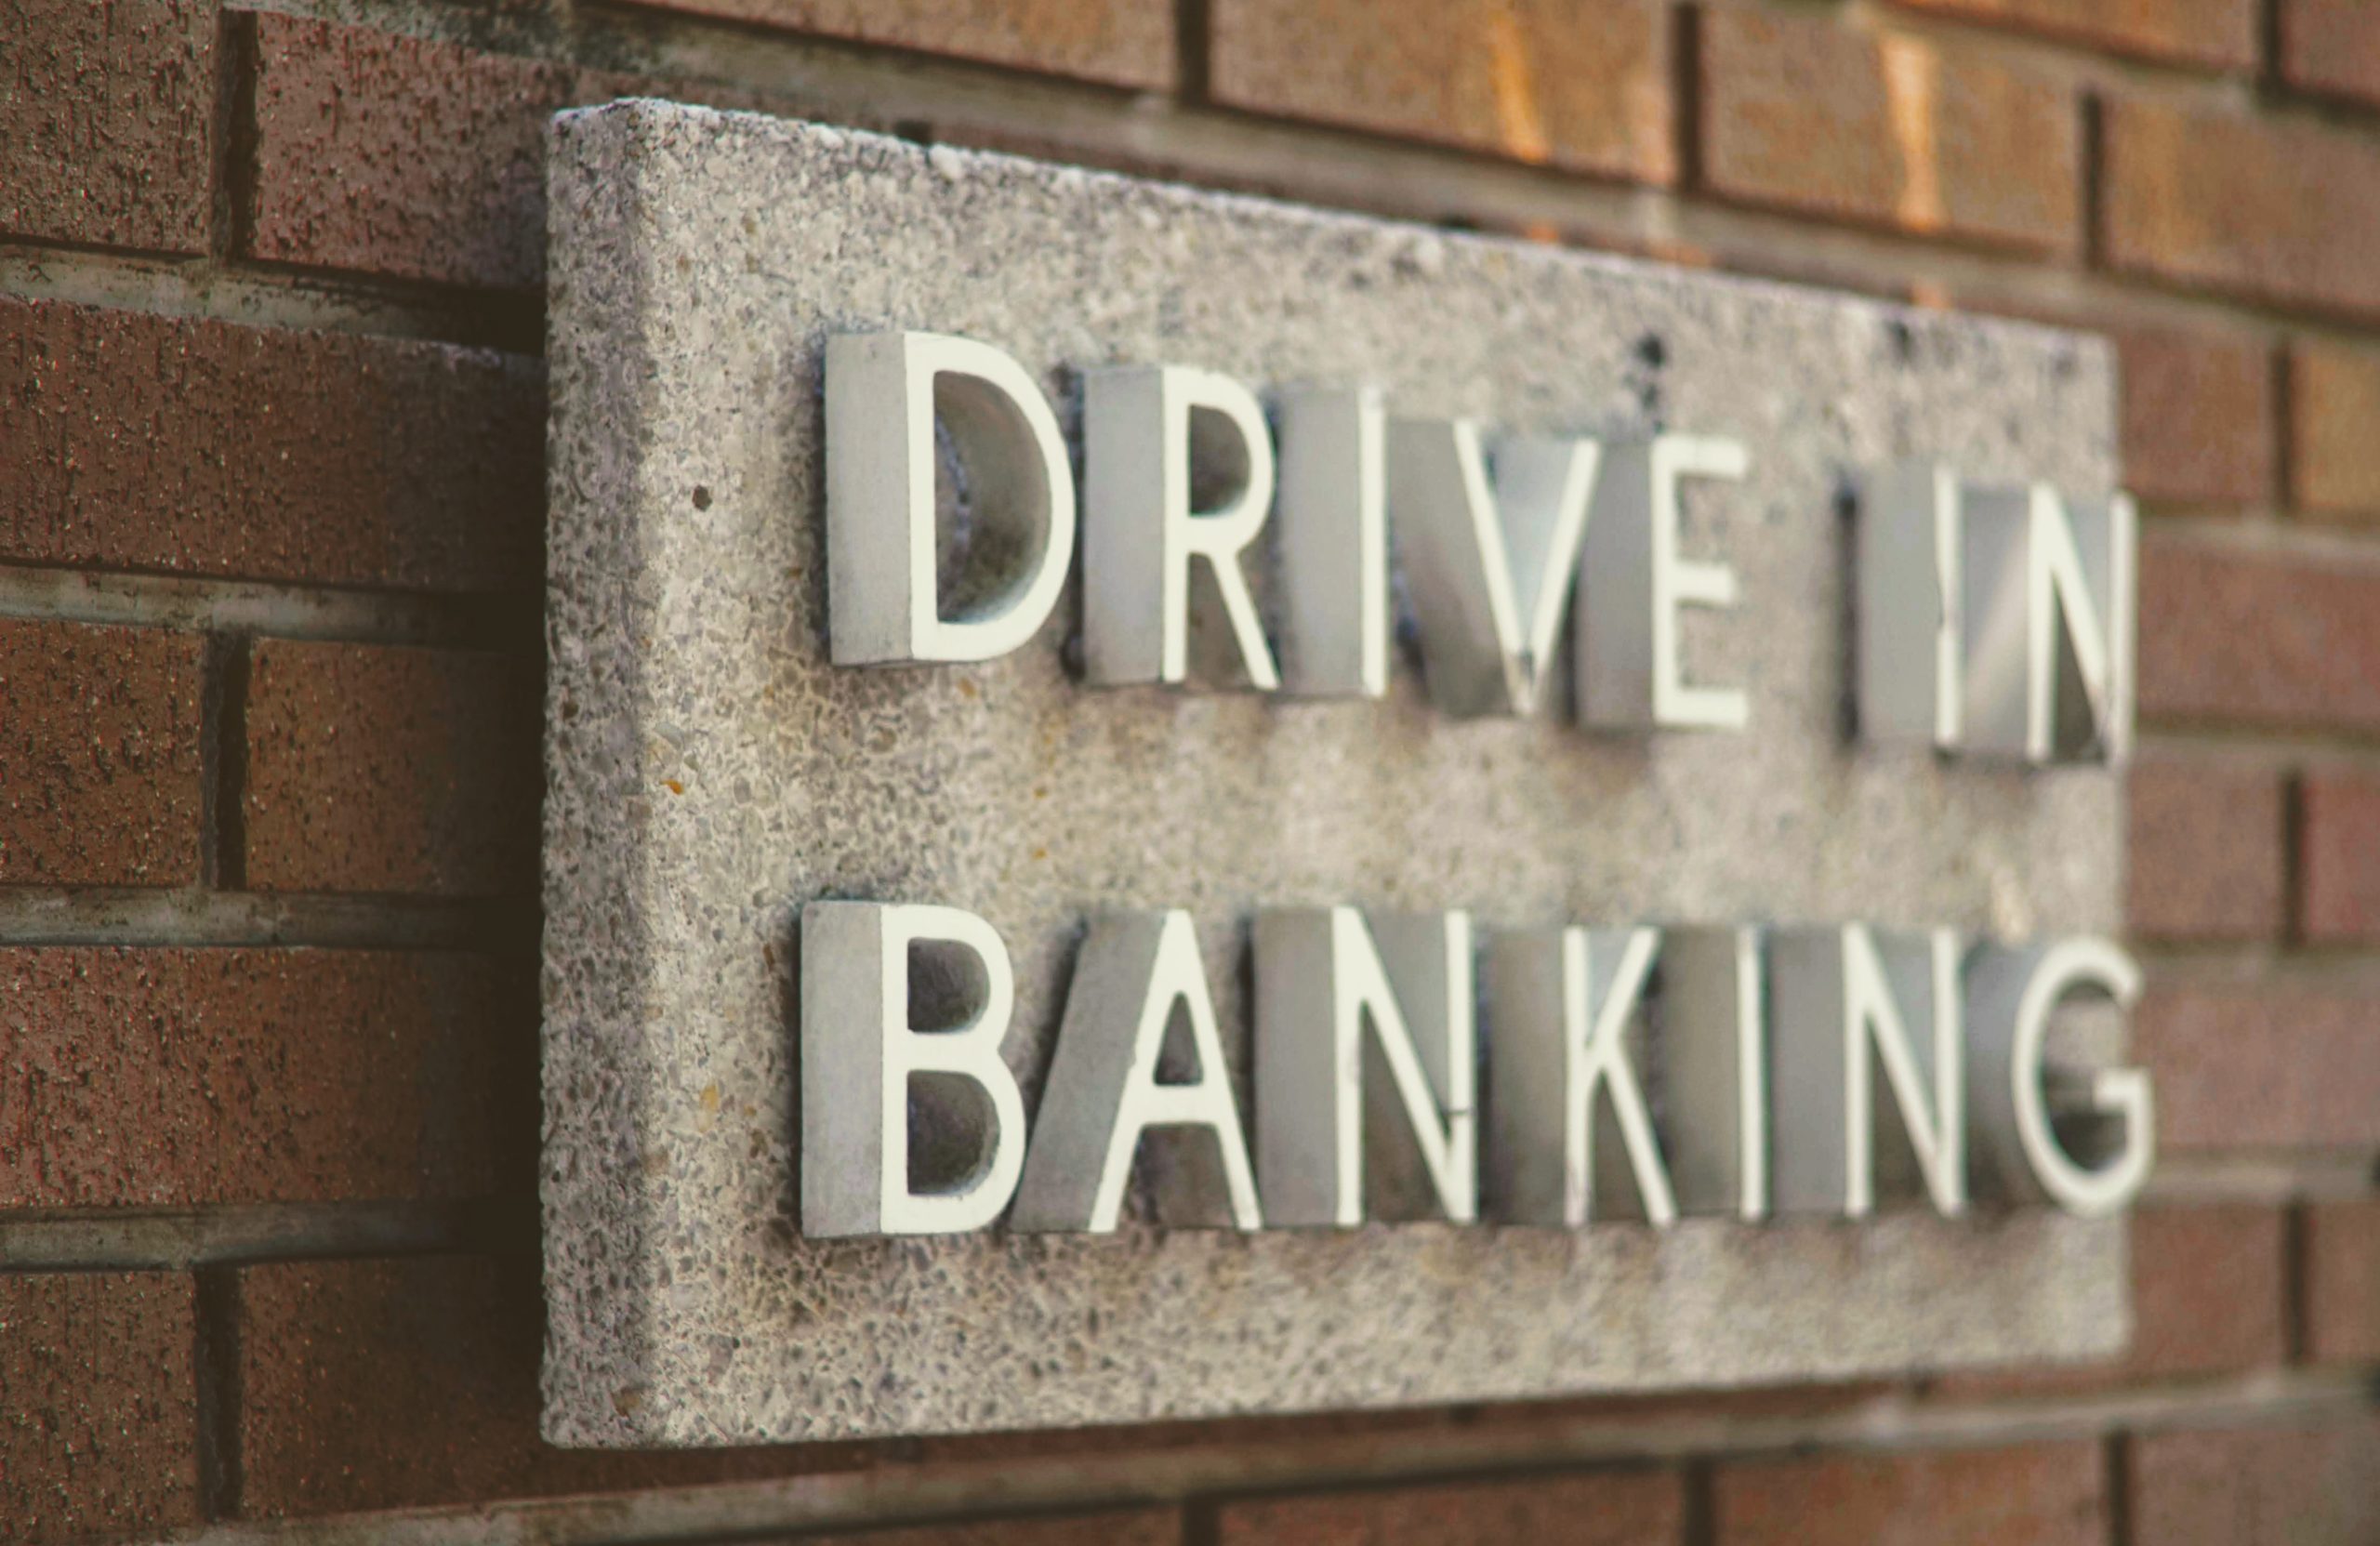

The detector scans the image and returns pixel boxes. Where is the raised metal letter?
[1966,937,2153,1216]
[1486,926,1677,1226]
[1254,908,1477,1226]
[1579,435,1752,731]
[1769,925,1965,1218]
[1388,419,1600,717]
[1964,483,2136,765]
[800,901,1028,1236]
[826,331,1076,665]
[1012,910,1263,1232]
[1660,925,1769,1221]
[1856,462,1963,748]
[1085,364,1281,690]
[1276,386,1389,697]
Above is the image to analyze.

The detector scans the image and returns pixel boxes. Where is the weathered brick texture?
[0,618,202,887]
[235,1256,858,1515]
[242,641,536,897]
[239,1254,585,1514]
[0,297,541,591]
[2304,1197,2380,1365]
[2125,759,2286,942]
[2125,1206,2289,1378]
[2290,343,2380,522]
[613,0,1175,88]
[0,948,509,1207]
[1699,11,2078,253]
[1714,1442,2105,1546]
[1209,0,1673,182]
[243,17,581,289]
[1210,1470,1683,1545]
[0,0,216,253]
[0,1272,200,1545]
[242,20,796,289]
[2137,985,2380,1151]
[1933,1204,2290,1397]
[2104,99,2380,319]
[238,18,930,288]
[1885,0,2255,68]
[2299,771,2380,943]
[2128,1420,2380,1546]
[2113,325,2275,510]
[2137,539,2380,734]
[2280,0,2380,108]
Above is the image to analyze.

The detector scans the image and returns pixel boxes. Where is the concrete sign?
[543,100,2138,1447]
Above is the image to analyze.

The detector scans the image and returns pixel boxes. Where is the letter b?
[800,901,1029,1235]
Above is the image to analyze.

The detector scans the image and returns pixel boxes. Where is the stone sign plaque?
[543,100,2134,1447]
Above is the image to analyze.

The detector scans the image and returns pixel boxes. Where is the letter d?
[826,331,1077,664]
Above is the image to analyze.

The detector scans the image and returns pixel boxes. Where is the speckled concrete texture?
[544,101,2128,1446]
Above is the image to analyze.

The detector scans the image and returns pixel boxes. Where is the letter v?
[1389,419,1601,717]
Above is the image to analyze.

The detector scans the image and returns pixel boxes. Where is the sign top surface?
[543,100,2123,1447]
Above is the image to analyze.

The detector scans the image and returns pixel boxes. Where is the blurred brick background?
[3,1,2378,1542]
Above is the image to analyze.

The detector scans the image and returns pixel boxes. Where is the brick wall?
[5,2,2376,1543]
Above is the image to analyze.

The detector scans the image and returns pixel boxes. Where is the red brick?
[243,641,535,897]
[2301,771,2380,942]
[802,1515,1180,1546]
[244,18,575,288]
[0,1272,200,1544]
[2304,1197,2380,1365]
[1937,1204,2288,1397]
[0,0,215,252]
[1700,11,2079,253]
[236,1256,865,1515]
[2280,0,2380,108]
[1210,0,1673,182]
[237,19,814,288]
[2137,985,2380,1151]
[1715,1442,2104,1546]
[236,1255,581,1515]
[2129,1420,2380,1546]
[0,948,509,1207]
[0,619,202,887]
[2128,1205,2289,1378]
[2105,98,2380,319]
[1886,0,2254,69]
[2137,538,2380,734]
[614,0,1172,88]
[1213,1470,1682,1545]
[2115,326,2275,510]
[2290,343,2380,522]
[1928,1207,2286,1398]
[2125,759,2286,942]
[0,297,540,591]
